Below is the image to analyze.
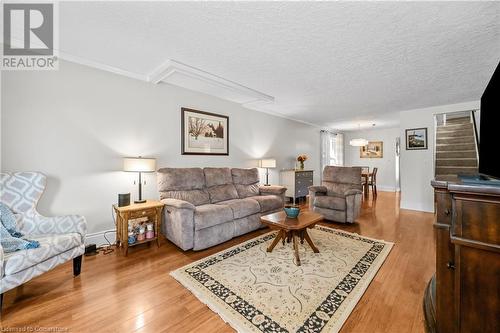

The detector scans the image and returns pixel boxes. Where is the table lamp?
[259,159,276,186]
[123,157,156,203]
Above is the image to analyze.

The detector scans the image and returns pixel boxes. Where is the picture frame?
[181,108,229,155]
[405,128,428,150]
[360,141,383,158]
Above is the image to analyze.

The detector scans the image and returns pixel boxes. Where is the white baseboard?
[85,229,116,246]
[399,202,435,213]
[374,185,398,192]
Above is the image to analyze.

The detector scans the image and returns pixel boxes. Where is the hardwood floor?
[0,192,435,332]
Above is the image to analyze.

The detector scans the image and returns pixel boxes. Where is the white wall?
[399,100,479,212]
[344,127,400,192]
[1,61,320,239]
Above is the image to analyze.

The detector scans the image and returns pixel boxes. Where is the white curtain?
[320,130,344,181]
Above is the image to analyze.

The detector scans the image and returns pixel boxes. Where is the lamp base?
[264,184,271,186]
[134,199,147,204]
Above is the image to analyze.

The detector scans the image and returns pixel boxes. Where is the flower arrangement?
[297,154,308,170]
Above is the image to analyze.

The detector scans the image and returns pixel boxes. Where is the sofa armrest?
[308,185,327,194]
[160,198,195,251]
[259,185,286,196]
[161,198,195,211]
[33,214,87,242]
[344,189,363,196]
[308,186,327,210]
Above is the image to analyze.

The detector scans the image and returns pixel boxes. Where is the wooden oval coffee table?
[260,211,323,266]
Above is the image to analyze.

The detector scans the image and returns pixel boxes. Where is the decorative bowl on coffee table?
[283,205,300,218]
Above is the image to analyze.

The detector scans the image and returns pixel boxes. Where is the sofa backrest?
[203,167,239,203]
[157,167,262,205]
[231,168,260,198]
[322,166,362,195]
[157,168,210,206]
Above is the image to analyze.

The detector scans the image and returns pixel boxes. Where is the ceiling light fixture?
[349,124,368,147]
[349,138,369,147]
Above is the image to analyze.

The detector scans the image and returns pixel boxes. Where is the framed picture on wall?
[181,108,229,155]
[360,141,383,158]
[405,128,428,150]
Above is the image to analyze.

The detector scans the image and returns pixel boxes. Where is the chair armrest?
[308,186,327,194]
[161,198,195,211]
[259,185,286,196]
[34,214,87,242]
[344,189,363,196]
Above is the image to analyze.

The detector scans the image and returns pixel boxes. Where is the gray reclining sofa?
[157,167,286,250]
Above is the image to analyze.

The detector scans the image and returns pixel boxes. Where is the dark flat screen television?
[478,61,500,180]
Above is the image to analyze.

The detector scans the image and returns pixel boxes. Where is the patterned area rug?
[171,225,393,333]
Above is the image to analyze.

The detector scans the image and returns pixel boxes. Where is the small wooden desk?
[260,211,323,266]
[113,200,164,256]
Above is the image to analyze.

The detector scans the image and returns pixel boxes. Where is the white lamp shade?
[259,159,276,168]
[123,157,156,172]
[349,138,369,147]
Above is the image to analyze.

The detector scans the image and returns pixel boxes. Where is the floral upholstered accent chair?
[0,172,87,310]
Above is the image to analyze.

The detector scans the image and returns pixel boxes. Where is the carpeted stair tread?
[434,115,478,177]
[436,158,478,167]
[436,151,476,159]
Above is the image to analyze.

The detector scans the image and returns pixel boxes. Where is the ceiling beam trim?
[148,59,275,104]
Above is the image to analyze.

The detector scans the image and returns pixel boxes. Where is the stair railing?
[470,110,480,162]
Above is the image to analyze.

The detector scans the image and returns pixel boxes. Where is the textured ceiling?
[56,1,499,129]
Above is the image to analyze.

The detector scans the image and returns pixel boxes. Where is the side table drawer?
[129,209,155,219]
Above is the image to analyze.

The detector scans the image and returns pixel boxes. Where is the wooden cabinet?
[425,179,500,333]
[280,170,313,204]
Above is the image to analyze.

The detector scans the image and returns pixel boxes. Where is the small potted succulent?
[297,154,308,170]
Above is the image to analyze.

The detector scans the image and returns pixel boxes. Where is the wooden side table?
[113,200,164,256]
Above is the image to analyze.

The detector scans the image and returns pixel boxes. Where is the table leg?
[267,230,284,252]
[156,208,161,248]
[304,229,320,253]
[292,232,301,266]
[363,175,369,197]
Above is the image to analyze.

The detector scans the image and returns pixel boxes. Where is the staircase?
[435,116,478,178]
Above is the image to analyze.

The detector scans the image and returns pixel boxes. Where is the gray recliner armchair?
[308,166,363,223]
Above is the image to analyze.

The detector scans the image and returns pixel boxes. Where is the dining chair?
[368,167,378,196]
[354,166,369,194]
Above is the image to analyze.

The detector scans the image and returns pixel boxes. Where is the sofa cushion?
[323,166,362,185]
[3,233,81,276]
[204,167,233,187]
[157,167,206,190]
[249,195,283,213]
[231,168,259,185]
[194,204,233,231]
[314,196,346,211]
[216,198,260,219]
[232,168,260,198]
[324,183,359,197]
[207,184,239,203]
[160,189,209,206]
[235,184,260,199]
